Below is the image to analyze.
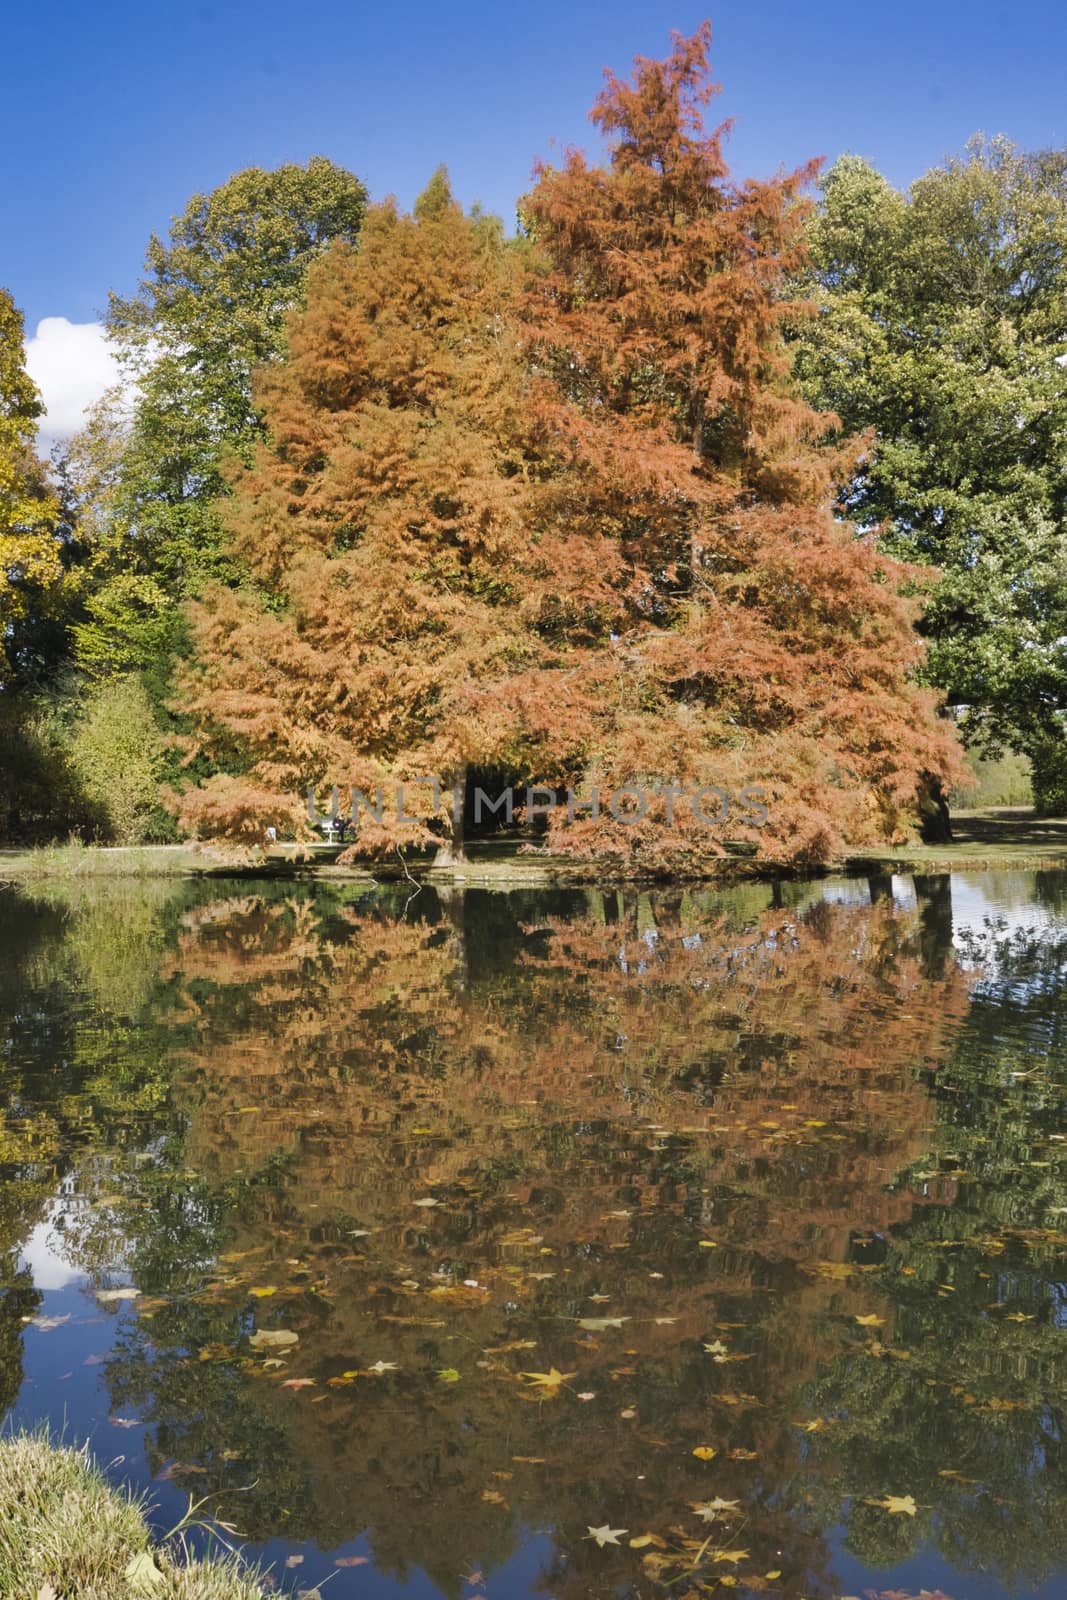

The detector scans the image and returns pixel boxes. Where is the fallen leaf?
[437,1367,461,1383]
[854,1314,885,1327]
[124,1551,164,1589]
[692,1445,717,1461]
[587,1524,627,1547]
[333,1557,369,1567]
[867,1493,918,1516]
[249,1329,298,1350]
[281,1378,316,1390]
[97,1287,140,1303]
[579,1316,629,1331]
[692,1497,740,1520]
[519,1367,575,1394]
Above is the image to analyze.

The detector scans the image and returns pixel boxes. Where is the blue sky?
[6,0,1066,436]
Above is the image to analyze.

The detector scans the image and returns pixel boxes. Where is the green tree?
[68,158,368,675]
[0,289,62,688]
[792,140,1067,812]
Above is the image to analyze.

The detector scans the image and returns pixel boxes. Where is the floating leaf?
[578,1316,629,1331]
[249,1329,298,1350]
[867,1494,918,1516]
[587,1524,627,1547]
[692,1497,740,1520]
[437,1367,461,1383]
[692,1445,717,1460]
[519,1367,575,1396]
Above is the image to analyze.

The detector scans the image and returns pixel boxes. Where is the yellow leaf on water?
[854,1314,885,1327]
[867,1493,917,1516]
[692,1445,717,1460]
[519,1367,575,1394]
[250,1287,277,1298]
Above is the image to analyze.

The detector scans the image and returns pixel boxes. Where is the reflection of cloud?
[19,1217,85,1292]
[24,317,120,450]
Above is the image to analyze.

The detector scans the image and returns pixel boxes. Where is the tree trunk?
[689,390,705,583]
[433,764,468,866]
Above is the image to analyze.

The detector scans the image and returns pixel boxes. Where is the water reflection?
[1,872,1066,1598]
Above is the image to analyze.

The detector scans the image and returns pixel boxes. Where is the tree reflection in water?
[2,874,1067,1598]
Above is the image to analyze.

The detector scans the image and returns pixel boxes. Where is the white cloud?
[24,316,121,450]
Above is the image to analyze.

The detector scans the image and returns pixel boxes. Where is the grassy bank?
[0,1434,265,1598]
[847,807,1067,875]
[4,809,1067,886]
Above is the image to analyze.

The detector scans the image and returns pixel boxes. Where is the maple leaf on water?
[691,1497,740,1521]
[587,1525,628,1547]
[519,1367,576,1394]
[365,1360,398,1375]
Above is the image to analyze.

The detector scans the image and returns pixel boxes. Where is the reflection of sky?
[18,1212,85,1292]
[950,871,1065,941]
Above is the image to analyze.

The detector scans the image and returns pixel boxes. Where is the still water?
[2,869,1066,1599]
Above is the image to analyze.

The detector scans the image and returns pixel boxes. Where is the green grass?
[0,841,205,880]
[0,1434,268,1598]
[846,807,1067,873]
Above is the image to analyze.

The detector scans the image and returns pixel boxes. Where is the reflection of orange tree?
[103,888,968,1597]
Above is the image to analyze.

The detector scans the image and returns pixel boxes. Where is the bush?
[67,676,174,844]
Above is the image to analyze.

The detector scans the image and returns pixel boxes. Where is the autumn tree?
[173,32,963,866]
[792,142,1067,812]
[0,289,63,689]
[170,172,582,853]
[520,23,963,862]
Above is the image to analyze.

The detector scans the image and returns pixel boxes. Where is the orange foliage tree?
[520,22,962,863]
[170,27,962,865]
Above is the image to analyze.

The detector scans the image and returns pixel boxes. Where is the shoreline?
[3,809,1067,886]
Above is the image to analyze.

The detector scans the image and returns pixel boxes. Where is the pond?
[2,868,1066,1600]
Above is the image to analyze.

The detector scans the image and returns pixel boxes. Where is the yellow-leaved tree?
[0,288,61,686]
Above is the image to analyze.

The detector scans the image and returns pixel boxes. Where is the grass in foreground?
[0,1434,267,1599]
[0,841,204,880]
